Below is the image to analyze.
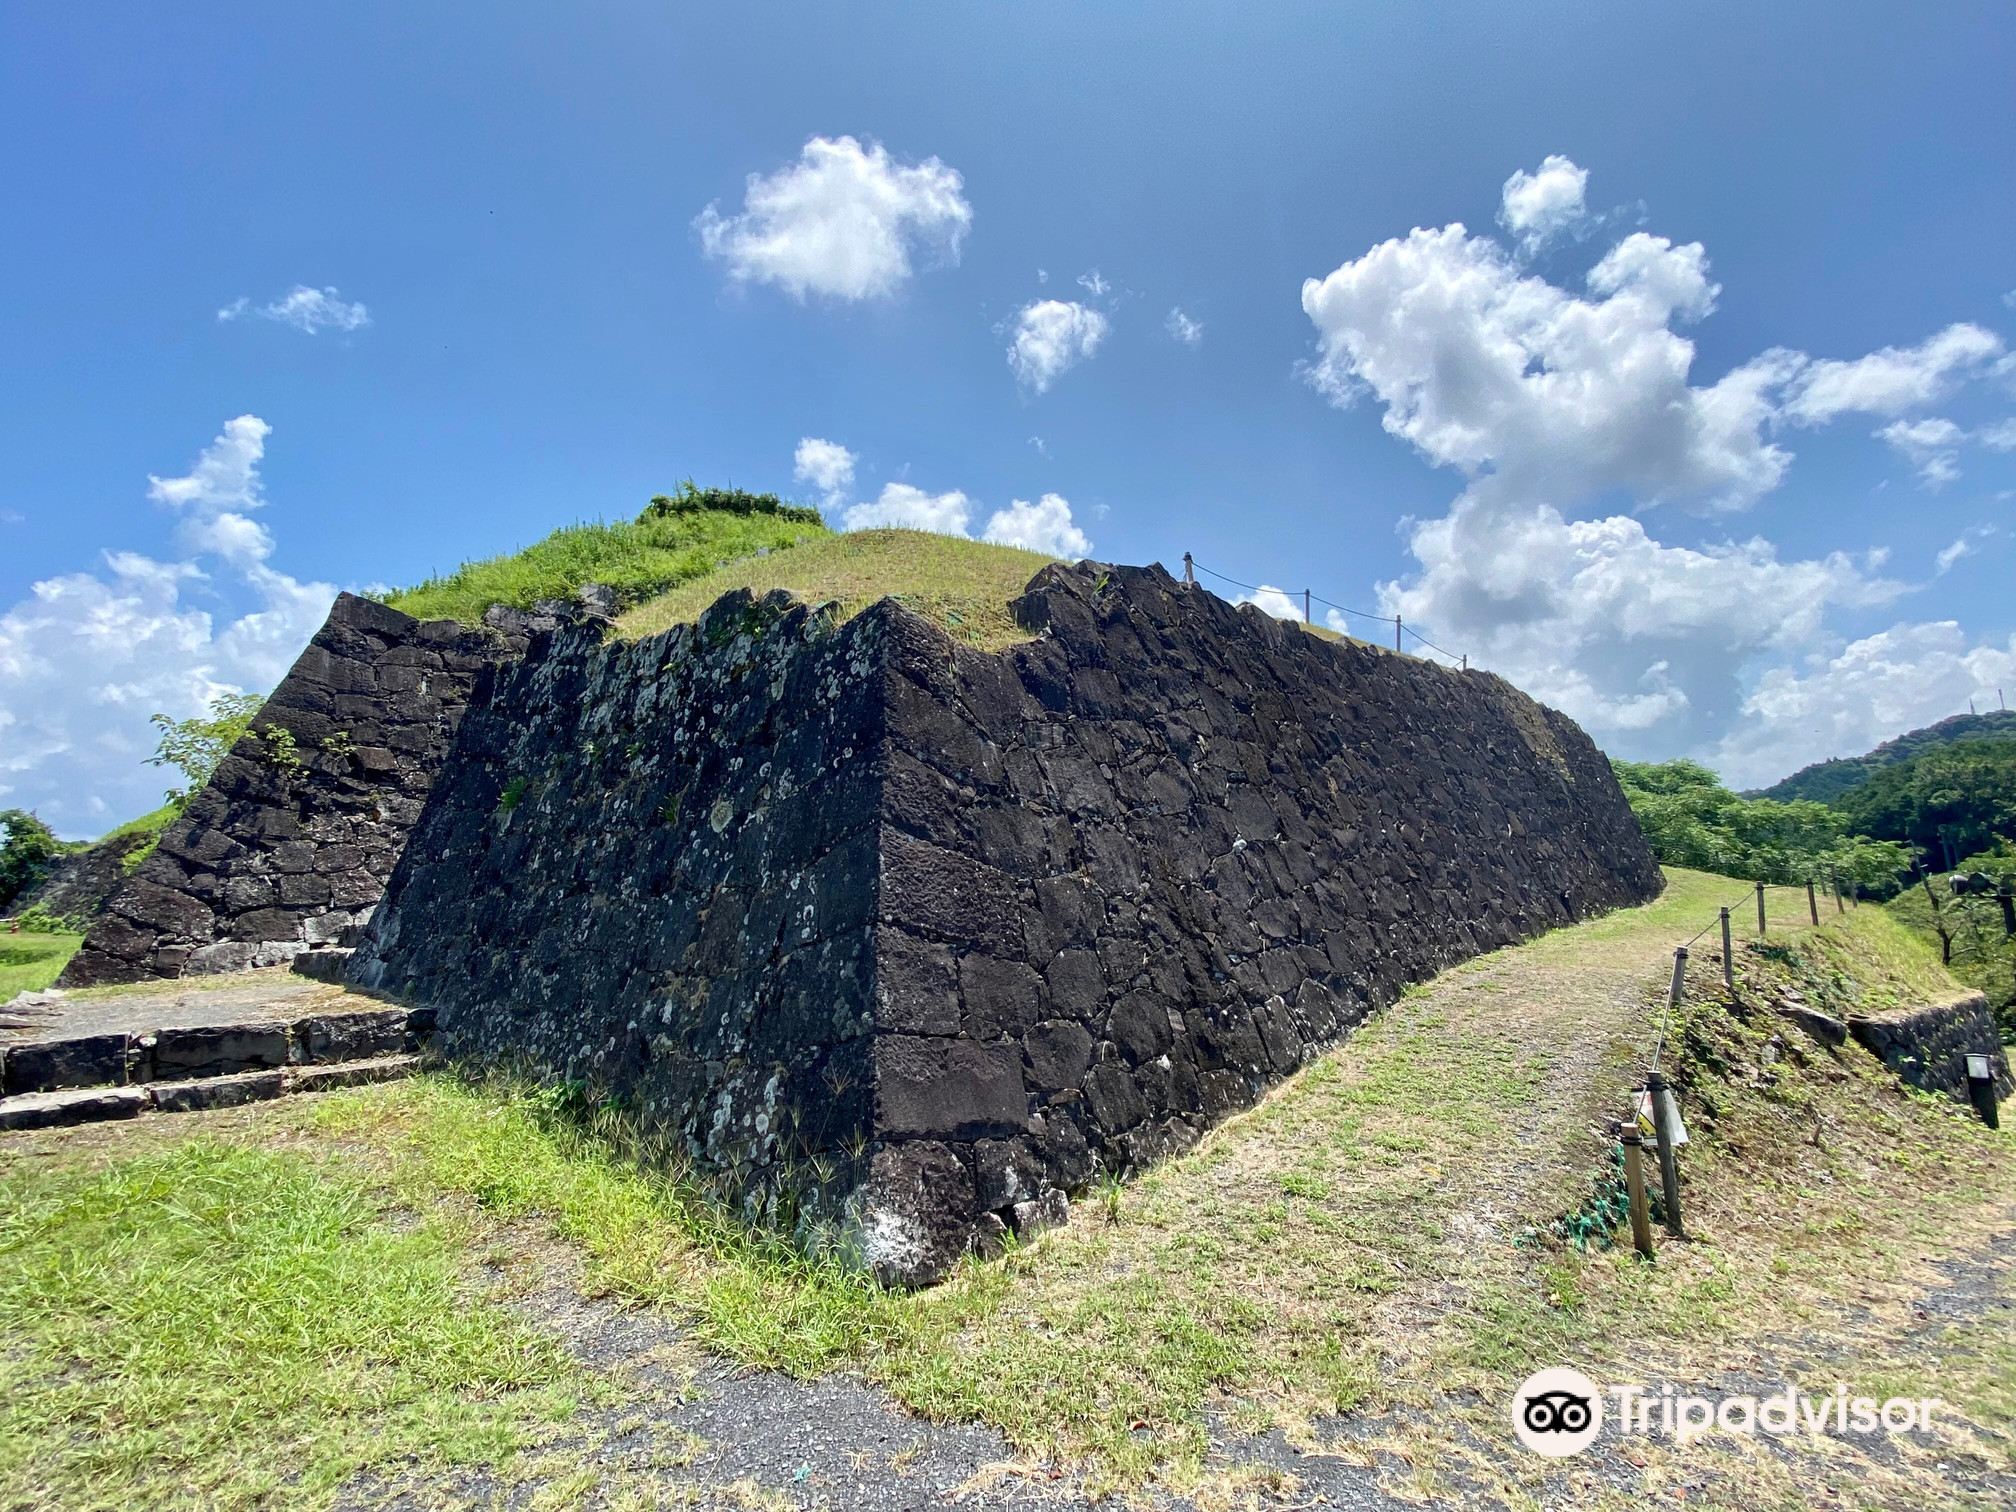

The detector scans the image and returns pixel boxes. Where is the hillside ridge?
[1752,709,2016,803]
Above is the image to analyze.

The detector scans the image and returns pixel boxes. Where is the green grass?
[0,1139,579,1510]
[615,527,1061,651]
[383,509,829,625]
[0,929,81,997]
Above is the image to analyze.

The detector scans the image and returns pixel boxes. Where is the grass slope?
[616,526,1351,652]
[616,527,1059,650]
[4,870,2008,1508]
[383,510,828,626]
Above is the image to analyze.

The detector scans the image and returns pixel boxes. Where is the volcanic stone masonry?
[57,592,572,986]
[1848,993,2013,1103]
[349,561,1664,1285]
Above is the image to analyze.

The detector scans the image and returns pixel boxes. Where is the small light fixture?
[1966,1053,1993,1081]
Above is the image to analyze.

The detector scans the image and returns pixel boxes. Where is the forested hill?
[1751,710,2016,803]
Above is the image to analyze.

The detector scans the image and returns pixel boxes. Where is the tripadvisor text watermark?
[1512,1367,1943,1458]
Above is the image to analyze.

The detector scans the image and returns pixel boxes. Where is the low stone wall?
[60,594,529,986]
[351,563,1664,1284]
[1849,993,2011,1103]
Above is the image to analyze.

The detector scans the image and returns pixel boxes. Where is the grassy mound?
[383,498,829,626]
[616,528,1060,650]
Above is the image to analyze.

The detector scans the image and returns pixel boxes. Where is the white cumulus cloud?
[0,417,335,836]
[1007,299,1109,394]
[1296,158,2016,781]
[217,286,370,334]
[1777,322,2003,424]
[695,135,971,301]
[839,482,973,534]
[792,436,857,512]
[981,494,1092,558]
[1499,154,1590,251]
[1713,622,2016,788]
[1876,416,1966,487]
[1233,585,1306,622]
[1301,219,1787,511]
[1166,307,1204,347]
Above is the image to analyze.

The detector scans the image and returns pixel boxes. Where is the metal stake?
[1646,1069,1684,1237]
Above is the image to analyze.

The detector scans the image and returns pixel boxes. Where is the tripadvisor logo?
[1512,1368,1944,1455]
[1513,1367,1602,1457]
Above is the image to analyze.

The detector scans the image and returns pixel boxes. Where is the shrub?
[639,481,823,528]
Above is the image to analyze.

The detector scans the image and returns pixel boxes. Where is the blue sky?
[4,2,2014,834]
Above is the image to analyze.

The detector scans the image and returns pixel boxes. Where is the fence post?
[1806,880,1820,926]
[1461,654,1467,671]
[1833,881,1845,915]
[1182,551,1195,586]
[1620,1131,1655,1259]
[1720,907,1734,993]
[1303,588,1311,626]
[1756,880,1767,935]
[1394,614,1403,652]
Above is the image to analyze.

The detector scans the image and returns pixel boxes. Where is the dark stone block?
[0,1085,148,1130]
[4,1033,136,1095]
[149,1070,287,1113]
[958,954,1042,1040]
[290,1008,410,1063]
[1023,1019,1094,1092]
[877,1036,1029,1140]
[152,1023,291,1079]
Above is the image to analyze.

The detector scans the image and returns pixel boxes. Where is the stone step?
[0,1054,422,1131]
[1,1005,433,1098]
[290,947,355,984]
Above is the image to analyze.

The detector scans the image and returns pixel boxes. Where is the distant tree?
[147,692,265,805]
[1832,739,2016,867]
[1612,758,1908,889]
[0,809,63,911]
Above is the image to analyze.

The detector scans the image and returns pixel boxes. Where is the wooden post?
[1756,880,1767,935]
[1806,880,1820,926]
[1833,881,1845,915]
[1182,552,1195,586]
[1460,654,1467,671]
[1303,589,1311,626]
[1720,907,1734,993]
[1394,615,1403,652]
[1621,1132,1655,1259]
[1646,1068,1684,1237]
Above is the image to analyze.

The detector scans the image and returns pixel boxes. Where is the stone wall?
[60,593,529,986]
[9,829,155,930]
[350,563,1664,1284]
[1849,993,2011,1103]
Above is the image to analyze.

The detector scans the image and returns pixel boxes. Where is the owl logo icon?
[1512,1368,1604,1456]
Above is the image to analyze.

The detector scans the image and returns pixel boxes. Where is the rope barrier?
[1187,556,1470,668]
